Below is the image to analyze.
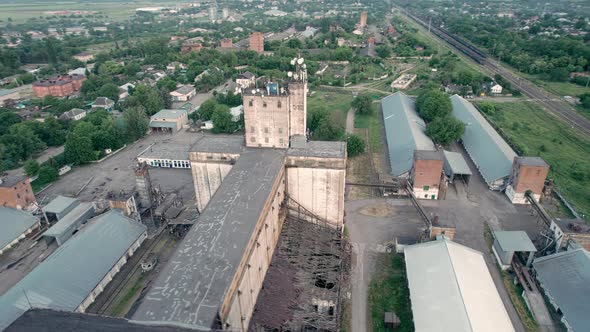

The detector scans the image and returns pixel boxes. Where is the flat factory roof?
[0,207,39,250]
[190,135,245,154]
[138,143,190,161]
[493,231,537,252]
[534,248,590,331]
[404,238,514,332]
[450,95,517,184]
[287,140,346,159]
[382,92,435,176]
[133,148,285,330]
[43,195,78,215]
[42,202,95,238]
[151,109,188,120]
[0,210,147,330]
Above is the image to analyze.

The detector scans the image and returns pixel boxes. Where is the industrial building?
[32,74,85,98]
[410,150,444,200]
[0,207,40,255]
[505,156,550,204]
[137,142,191,168]
[149,109,189,133]
[492,231,537,270]
[0,175,36,209]
[381,92,435,177]
[42,200,95,246]
[404,237,515,332]
[133,59,346,331]
[249,31,264,53]
[450,94,517,190]
[534,248,590,331]
[42,195,78,220]
[170,85,196,102]
[0,209,147,330]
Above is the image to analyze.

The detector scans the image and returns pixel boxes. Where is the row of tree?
[416,90,465,146]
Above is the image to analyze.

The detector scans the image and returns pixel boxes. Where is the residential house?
[91,97,115,112]
[118,83,135,100]
[170,86,196,102]
[166,62,187,72]
[491,83,503,94]
[59,108,86,121]
[73,52,94,63]
[236,71,256,89]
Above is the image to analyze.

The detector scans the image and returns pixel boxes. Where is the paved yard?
[346,142,546,332]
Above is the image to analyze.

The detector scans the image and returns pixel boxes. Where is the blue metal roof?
[0,210,146,330]
[43,196,78,216]
[0,208,39,250]
[381,92,435,176]
[450,95,516,185]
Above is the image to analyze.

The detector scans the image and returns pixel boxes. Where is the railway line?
[401,8,590,137]
[87,228,169,316]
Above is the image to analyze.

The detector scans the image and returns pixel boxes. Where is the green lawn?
[477,101,590,220]
[308,89,354,128]
[354,104,383,152]
[368,253,414,332]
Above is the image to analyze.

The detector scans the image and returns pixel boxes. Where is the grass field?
[0,1,176,23]
[368,253,414,332]
[477,101,590,220]
[308,89,354,128]
[354,103,382,152]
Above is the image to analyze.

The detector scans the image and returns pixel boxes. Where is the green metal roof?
[43,196,78,216]
[0,210,147,330]
[450,95,516,185]
[493,231,537,252]
[381,92,435,176]
[0,208,39,250]
[42,202,95,239]
[443,150,472,176]
[151,109,188,120]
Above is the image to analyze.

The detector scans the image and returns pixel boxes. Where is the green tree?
[211,104,237,133]
[124,85,164,116]
[416,90,452,122]
[0,110,21,135]
[347,134,366,157]
[98,83,120,102]
[24,159,40,176]
[98,60,123,76]
[351,95,373,115]
[425,116,466,146]
[375,45,391,59]
[199,99,218,121]
[37,165,58,184]
[65,132,95,165]
[580,93,590,110]
[0,124,46,162]
[123,106,149,142]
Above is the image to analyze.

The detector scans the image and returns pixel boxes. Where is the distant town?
[0,1,589,332]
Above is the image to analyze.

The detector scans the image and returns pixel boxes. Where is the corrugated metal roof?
[382,92,435,176]
[0,210,146,330]
[534,249,590,331]
[0,208,39,250]
[443,150,472,176]
[493,231,537,252]
[42,202,95,238]
[151,109,188,120]
[43,196,78,215]
[450,95,516,184]
[404,238,514,332]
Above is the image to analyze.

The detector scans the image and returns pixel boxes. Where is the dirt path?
[346,108,354,134]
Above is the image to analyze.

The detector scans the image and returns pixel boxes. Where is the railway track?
[89,228,169,316]
[400,7,590,137]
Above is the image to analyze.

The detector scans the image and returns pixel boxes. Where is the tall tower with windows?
[243,57,308,149]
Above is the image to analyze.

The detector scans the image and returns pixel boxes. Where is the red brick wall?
[249,32,264,53]
[412,159,443,189]
[513,163,549,195]
[0,179,36,209]
[221,38,232,48]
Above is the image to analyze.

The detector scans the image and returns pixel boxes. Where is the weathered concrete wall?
[190,162,234,212]
[223,171,286,331]
[243,94,290,149]
[286,167,345,228]
[288,81,307,137]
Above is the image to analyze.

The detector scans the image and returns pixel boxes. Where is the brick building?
[249,32,264,53]
[181,38,203,54]
[359,11,368,28]
[220,38,233,48]
[0,176,36,210]
[410,150,444,200]
[32,74,85,98]
[505,156,549,204]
